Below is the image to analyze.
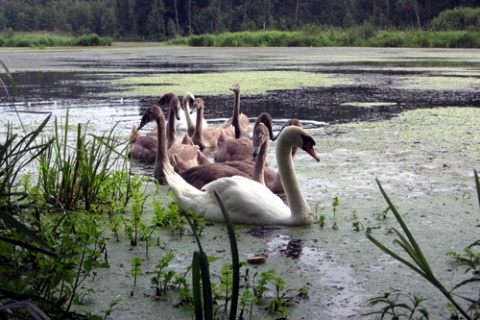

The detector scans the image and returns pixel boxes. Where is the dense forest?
[0,0,479,40]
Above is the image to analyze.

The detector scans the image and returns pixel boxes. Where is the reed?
[366,173,480,319]
[0,33,112,48]
[170,29,480,48]
[37,109,128,213]
[186,191,240,320]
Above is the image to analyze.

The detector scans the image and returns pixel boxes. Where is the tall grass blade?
[0,59,18,97]
[474,169,479,212]
[0,211,54,253]
[375,179,433,274]
[1,115,53,206]
[186,214,213,320]
[368,179,471,319]
[213,191,239,320]
[192,251,203,320]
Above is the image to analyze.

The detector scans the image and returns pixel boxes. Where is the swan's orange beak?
[304,140,320,162]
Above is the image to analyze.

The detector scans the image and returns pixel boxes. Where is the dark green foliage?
[174,29,480,48]
[430,7,480,31]
[0,0,478,42]
[0,33,112,48]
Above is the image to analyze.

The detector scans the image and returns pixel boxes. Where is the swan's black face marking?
[301,135,320,162]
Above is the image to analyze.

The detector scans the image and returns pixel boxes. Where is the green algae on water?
[114,71,352,96]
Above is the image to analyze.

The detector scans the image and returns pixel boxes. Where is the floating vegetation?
[341,102,397,108]
[114,71,352,96]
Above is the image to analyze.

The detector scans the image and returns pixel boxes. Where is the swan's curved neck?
[233,91,241,139]
[167,106,177,149]
[192,106,205,149]
[253,139,268,185]
[155,116,169,183]
[276,136,311,224]
[184,100,195,136]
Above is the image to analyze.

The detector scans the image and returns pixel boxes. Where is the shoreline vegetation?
[0,33,113,48]
[1,28,480,49]
[168,28,480,48]
[1,7,480,49]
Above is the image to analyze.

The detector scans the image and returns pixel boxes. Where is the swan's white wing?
[163,167,215,214]
[201,176,290,224]
[175,112,188,132]
[175,111,206,132]
[190,111,208,128]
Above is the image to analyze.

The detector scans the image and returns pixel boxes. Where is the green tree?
[68,1,93,34]
[146,0,166,39]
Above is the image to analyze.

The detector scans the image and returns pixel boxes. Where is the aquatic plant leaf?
[0,212,55,256]
[186,214,213,320]
[214,191,239,320]
[0,59,18,97]
[475,170,479,212]
[368,179,473,320]
[192,251,203,320]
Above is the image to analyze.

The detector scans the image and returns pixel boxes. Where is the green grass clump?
[169,29,480,48]
[0,33,112,48]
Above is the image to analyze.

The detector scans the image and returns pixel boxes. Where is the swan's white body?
[164,126,320,225]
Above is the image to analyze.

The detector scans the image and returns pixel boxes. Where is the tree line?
[0,0,479,40]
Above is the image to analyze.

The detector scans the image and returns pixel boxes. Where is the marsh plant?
[153,197,206,236]
[37,110,128,213]
[0,60,138,317]
[365,171,480,320]
[0,113,114,318]
[183,192,310,320]
[178,28,480,49]
[125,175,151,246]
[131,257,143,287]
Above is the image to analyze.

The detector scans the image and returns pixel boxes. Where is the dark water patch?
[5,62,480,126]
[280,239,303,259]
[119,83,480,126]
[245,226,282,238]
[327,60,480,68]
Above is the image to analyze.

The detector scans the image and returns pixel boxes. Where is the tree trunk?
[386,0,391,22]
[263,0,267,30]
[173,0,179,34]
[187,0,192,34]
[295,0,300,25]
[413,0,421,28]
[241,0,249,26]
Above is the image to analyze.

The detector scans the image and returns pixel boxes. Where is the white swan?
[163,125,320,225]
[179,92,207,136]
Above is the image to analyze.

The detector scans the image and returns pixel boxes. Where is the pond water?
[1,45,480,319]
